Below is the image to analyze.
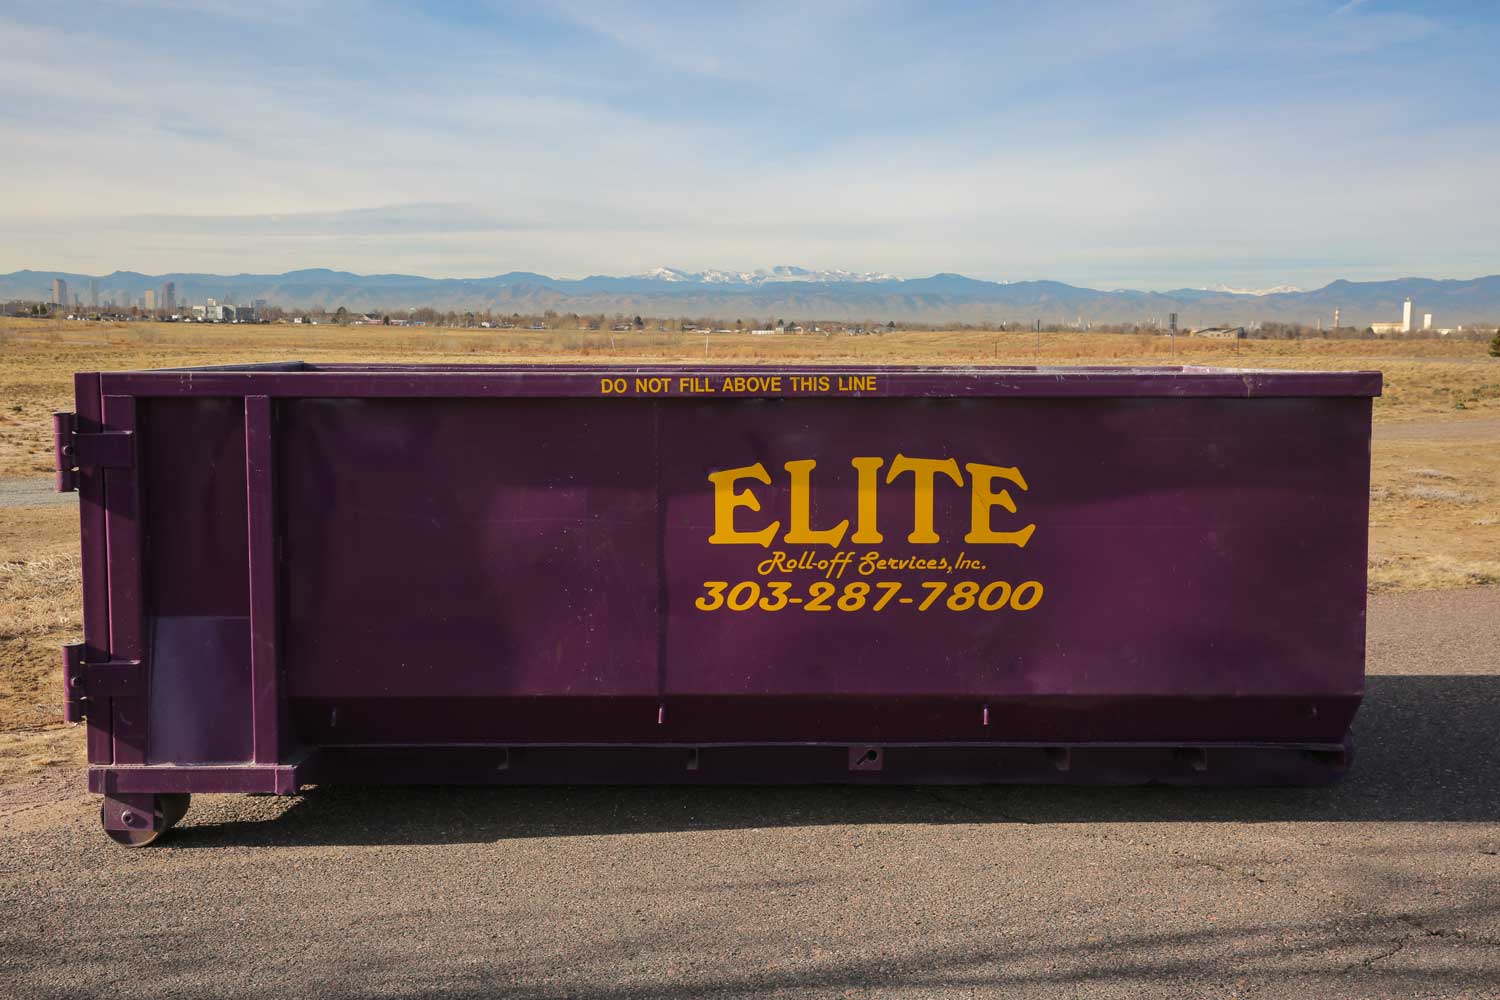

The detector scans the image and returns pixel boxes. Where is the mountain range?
[5,267,1500,327]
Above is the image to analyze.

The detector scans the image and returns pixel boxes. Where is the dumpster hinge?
[62,642,145,720]
[53,412,134,492]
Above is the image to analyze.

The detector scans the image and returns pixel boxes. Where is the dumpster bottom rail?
[88,757,309,796]
[86,739,1353,794]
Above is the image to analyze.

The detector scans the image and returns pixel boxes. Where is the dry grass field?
[1,317,1497,766]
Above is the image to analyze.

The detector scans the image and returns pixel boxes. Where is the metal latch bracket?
[54,412,134,492]
[62,642,144,721]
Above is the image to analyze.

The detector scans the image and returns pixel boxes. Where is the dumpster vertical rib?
[246,395,281,764]
[102,394,146,765]
[1355,396,1374,693]
[75,373,113,763]
[654,400,668,717]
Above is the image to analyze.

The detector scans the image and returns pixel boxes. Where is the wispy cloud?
[1,1,1496,289]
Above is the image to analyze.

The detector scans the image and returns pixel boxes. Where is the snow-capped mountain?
[7,267,1497,325]
[1200,283,1305,296]
[631,265,897,285]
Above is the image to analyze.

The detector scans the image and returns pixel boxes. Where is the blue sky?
[2,0,1497,289]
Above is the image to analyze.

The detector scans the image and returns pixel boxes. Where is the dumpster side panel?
[661,395,1368,712]
[656,395,1368,743]
[139,397,253,764]
[272,390,1367,749]
[278,398,661,703]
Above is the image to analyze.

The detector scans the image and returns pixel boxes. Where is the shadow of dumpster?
[164,673,1500,848]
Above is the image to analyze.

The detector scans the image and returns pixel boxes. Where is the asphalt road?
[2,588,1497,999]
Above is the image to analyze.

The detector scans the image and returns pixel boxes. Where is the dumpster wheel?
[101,793,190,847]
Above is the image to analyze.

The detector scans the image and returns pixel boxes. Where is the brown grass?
[1,316,1496,738]
[0,554,81,640]
[3,318,1498,475]
[0,504,83,734]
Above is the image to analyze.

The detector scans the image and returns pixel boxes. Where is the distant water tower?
[1402,297,1413,333]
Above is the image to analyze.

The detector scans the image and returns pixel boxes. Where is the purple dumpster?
[56,362,1380,844]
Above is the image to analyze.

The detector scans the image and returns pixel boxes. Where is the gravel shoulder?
[1,589,1497,999]
[1374,415,1500,442]
[0,477,74,508]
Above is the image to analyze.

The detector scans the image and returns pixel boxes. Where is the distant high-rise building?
[1423,313,1433,331]
[162,282,176,313]
[51,277,68,306]
[1333,308,1340,328]
[1402,297,1413,333]
[89,279,99,307]
[144,289,157,311]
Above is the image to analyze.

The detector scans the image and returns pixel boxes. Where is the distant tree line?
[7,299,1500,343]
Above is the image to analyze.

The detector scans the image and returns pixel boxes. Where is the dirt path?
[1,587,1497,998]
[0,477,73,508]
[1374,415,1500,442]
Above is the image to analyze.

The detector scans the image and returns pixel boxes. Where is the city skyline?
[9,264,1496,328]
[2,1,1498,288]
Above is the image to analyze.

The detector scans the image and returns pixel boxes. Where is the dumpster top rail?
[86,362,1382,399]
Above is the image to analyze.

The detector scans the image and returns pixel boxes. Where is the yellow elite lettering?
[708,463,780,546]
[963,463,1036,546]
[886,455,963,544]
[782,460,849,546]
[849,457,885,543]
